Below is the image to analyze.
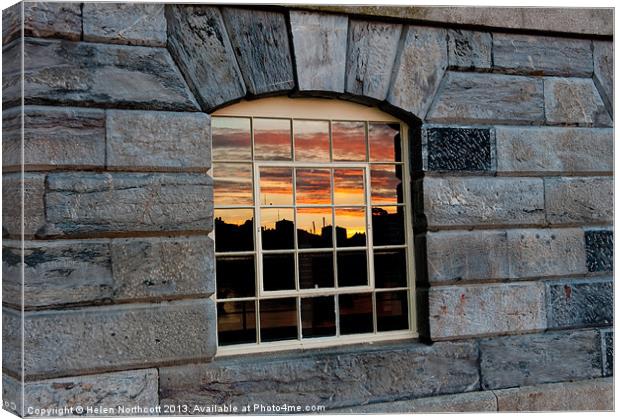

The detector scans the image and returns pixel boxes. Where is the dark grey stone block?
[546,278,613,329]
[447,29,491,70]
[600,330,613,377]
[425,127,493,171]
[585,230,613,272]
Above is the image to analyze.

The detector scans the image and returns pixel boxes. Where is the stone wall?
[2,2,613,415]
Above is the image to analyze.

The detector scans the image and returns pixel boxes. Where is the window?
[212,97,416,355]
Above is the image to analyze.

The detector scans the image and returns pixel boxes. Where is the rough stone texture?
[593,41,613,113]
[160,341,480,409]
[544,77,612,126]
[3,2,81,45]
[427,72,545,124]
[289,11,348,93]
[221,8,294,95]
[585,229,613,272]
[83,3,167,47]
[345,20,402,101]
[423,177,545,228]
[496,127,613,174]
[429,282,546,339]
[165,5,245,111]
[2,172,46,237]
[493,33,593,76]
[2,374,22,416]
[544,177,613,225]
[387,26,447,118]
[447,29,491,69]
[424,127,493,171]
[480,330,602,389]
[106,110,211,170]
[43,172,213,237]
[546,278,613,329]
[600,329,613,377]
[3,106,106,171]
[3,300,216,379]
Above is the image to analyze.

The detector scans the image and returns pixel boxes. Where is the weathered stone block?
[1,374,21,416]
[593,41,613,113]
[106,110,210,170]
[585,229,613,272]
[2,2,22,46]
[600,329,613,377]
[221,8,294,95]
[544,77,612,126]
[546,278,613,329]
[3,2,81,45]
[447,29,491,69]
[290,11,348,93]
[427,72,545,124]
[83,3,167,47]
[496,127,613,174]
[429,282,546,339]
[544,177,613,225]
[424,127,493,171]
[480,330,602,389]
[2,172,46,237]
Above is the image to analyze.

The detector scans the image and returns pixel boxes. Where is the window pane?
[299,252,334,289]
[294,120,330,161]
[370,165,403,205]
[301,296,336,338]
[214,163,253,206]
[297,207,333,249]
[260,298,298,342]
[332,121,366,161]
[259,167,293,206]
[374,249,407,288]
[263,253,295,291]
[335,208,367,247]
[296,168,331,205]
[339,293,373,335]
[261,208,294,250]
[337,250,368,287]
[372,206,405,246]
[376,291,409,331]
[333,168,365,205]
[216,255,255,298]
[254,118,292,160]
[215,209,254,252]
[218,301,256,345]
[369,123,401,162]
[212,117,252,161]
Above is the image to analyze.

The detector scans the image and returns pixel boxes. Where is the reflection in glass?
[261,208,294,250]
[216,255,255,298]
[294,120,330,162]
[370,165,403,205]
[260,298,298,342]
[299,253,334,289]
[296,169,331,205]
[218,301,256,345]
[339,293,373,335]
[259,167,293,206]
[376,291,409,331]
[372,206,405,246]
[332,121,366,161]
[297,207,333,249]
[374,249,407,288]
[214,163,253,206]
[335,208,366,247]
[333,168,365,205]
[301,296,336,338]
[215,209,254,252]
[212,117,252,161]
[263,254,295,291]
[368,123,401,162]
[254,118,292,160]
[337,251,368,287]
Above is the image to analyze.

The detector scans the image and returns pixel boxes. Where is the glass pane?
[335,208,367,247]
[296,168,331,205]
[215,209,254,252]
[294,120,330,162]
[370,165,403,205]
[369,123,401,162]
[374,249,407,288]
[297,207,333,249]
[333,168,365,205]
[213,163,253,206]
[254,118,292,160]
[372,206,405,246]
[299,252,334,289]
[216,255,255,299]
[218,301,256,345]
[212,117,252,161]
[376,291,409,331]
[339,293,373,335]
[263,253,295,291]
[301,296,336,338]
[337,250,368,287]
[332,121,366,161]
[261,208,294,250]
[259,167,293,206]
[260,298,298,342]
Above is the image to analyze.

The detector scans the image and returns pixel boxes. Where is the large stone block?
[427,72,545,124]
[585,229,613,272]
[544,77,612,126]
[2,172,46,237]
[3,2,81,44]
[496,127,613,174]
[546,278,613,329]
[423,127,493,171]
[593,41,613,113]
[429,282,546,339]
[544,177,613,225]
[600,329,613,377]
[106,110,210,170]
[43,172,213,237]
[447,29,491,70]
[289,11,348,93]
[480,330,602,389]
